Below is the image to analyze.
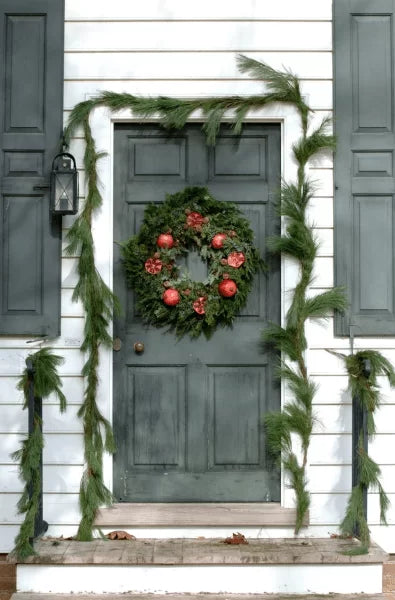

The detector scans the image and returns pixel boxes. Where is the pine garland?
[63,55,345,536]
[338,350,395,552]
[12,348,66,559]
[121,186,264,338]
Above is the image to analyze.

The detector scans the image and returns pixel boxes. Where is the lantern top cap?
[52,152,77,172]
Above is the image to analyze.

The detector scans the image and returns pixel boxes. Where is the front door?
[113,123,281,502]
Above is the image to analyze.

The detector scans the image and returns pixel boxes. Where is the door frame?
[86,103,302,514]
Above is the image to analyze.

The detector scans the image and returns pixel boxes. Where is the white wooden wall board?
[311,491,395,525]
[61,289,84,317]
[65,0,333,21]
[0,434,24,463]
[0,465,22,493]
[64,80,332,110]
[307,198,334,228]
[309,348,395,375]
[43,434,84,464]
[0,375,84,405]
[0,320,84,351]
[313,228,333,257]
[309,434,351,465]
[313,404,351,434]
[0,494,23,523]
[311,375,349,403]
[64,51,333,80]
[43,493,81,524]
[61,258,79,289]
[0,377,22,403]
[0,465,83,494]
[311,257,334,288]
[307,168,333,196]
[42,465,84,493]
[0,349,84,377]
[64,22,332,52]
[0,525,19,552]
[370,435,395,464]
[308,465,351,493]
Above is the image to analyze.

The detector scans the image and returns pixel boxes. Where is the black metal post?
[26,358,48,540]
[351,358,371,537]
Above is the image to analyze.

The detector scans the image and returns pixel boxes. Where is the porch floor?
[11,537,388,566]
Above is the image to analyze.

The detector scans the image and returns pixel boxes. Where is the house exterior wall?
[1,0,395,553]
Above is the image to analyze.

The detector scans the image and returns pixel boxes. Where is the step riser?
[17,564,383,595]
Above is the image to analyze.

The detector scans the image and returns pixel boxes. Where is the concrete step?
[8,593,389,600]
[11,538,388,595]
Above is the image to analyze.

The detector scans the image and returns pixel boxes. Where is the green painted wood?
[0,0,64,336]
[113,124,281,502]
[334,0,395,335]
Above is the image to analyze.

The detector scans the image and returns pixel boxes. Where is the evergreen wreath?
[121,186,264,338]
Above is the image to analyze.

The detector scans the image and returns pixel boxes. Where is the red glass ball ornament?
[144,257,163,275]
[163,288,180,306]
[227,251,245,268]
[211,233,227,249]
[218,278,237,298]
[193,296,206,315]
[157,233,174,249]
[186,211,205,229]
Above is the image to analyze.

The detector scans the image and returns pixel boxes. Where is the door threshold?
[95,503,307,527]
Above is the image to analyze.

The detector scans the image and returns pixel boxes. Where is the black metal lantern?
[50,152,79,215]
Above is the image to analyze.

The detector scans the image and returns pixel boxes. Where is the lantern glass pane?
[54,173,74,212]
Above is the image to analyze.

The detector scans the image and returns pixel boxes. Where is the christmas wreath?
[121,186,265,338]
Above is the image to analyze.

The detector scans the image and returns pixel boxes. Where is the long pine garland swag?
[13,348,66,559]
[64,55,346,537]
[121,186,264,338]
[336,350,394,552]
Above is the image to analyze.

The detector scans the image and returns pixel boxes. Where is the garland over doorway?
[64,55,346,539]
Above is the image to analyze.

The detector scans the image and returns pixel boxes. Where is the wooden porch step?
[11,538,388,595]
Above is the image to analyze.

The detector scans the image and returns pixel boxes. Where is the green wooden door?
[113,124,281,502]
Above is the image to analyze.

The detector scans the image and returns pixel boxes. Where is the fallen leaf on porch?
[330,533,353,540]
[106,530,136,540]
[196,536,206,540]
[223,532,248,545]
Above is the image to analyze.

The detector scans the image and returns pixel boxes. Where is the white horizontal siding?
[65,0,333,21]
[65,22,332,52]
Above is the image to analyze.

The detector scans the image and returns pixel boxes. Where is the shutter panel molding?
[0,0,64,336]
[334,0,395,336]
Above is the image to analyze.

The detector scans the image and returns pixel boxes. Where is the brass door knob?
[133,341,144,354]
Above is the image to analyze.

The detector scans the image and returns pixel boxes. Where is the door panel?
[113,124,281,502]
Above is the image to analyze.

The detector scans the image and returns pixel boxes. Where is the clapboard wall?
[1,0,395,553]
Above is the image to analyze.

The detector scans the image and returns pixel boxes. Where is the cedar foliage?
[337,350,394,551]
[63,56,345,536]
[13,348,66,558]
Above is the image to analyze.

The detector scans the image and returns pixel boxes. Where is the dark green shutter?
[334,0,395,336]
[0,0,64,336]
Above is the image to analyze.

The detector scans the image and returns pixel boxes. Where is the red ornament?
[193,296,206,315]
[218,278,237,298]
[144,257,162,275]
[211,233,227,249]
[227,251,245,268]
[186,211,205,229]
[157,233,174,249]
[163,288,180,306]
